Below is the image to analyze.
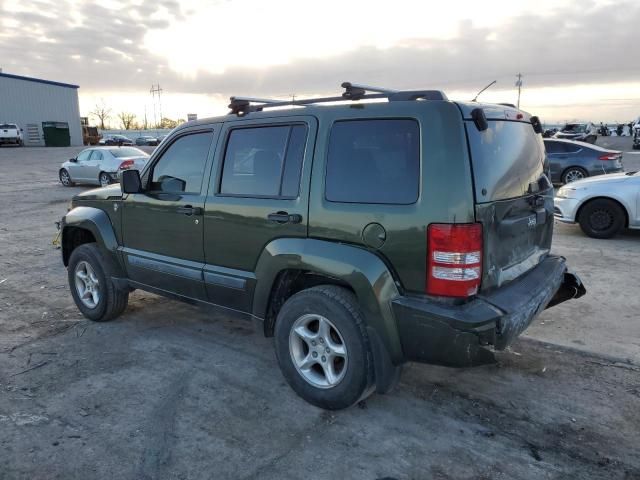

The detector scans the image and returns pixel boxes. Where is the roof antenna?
[472,80,497,102]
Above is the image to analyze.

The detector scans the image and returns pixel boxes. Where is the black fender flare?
[61,207,124,276]
[252,237,404,364]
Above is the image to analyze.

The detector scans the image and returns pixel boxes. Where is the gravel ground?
[0,144,639,480]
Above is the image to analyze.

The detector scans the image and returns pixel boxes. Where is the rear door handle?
[176,205,203,216]
[268,212,302,224]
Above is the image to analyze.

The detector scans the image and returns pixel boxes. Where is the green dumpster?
[42,121,71,147]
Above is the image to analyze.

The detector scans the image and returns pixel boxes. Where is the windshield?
[562,124,587,133]
[108,147,148,158]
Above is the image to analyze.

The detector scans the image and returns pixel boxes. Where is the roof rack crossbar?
[228,81,448,114]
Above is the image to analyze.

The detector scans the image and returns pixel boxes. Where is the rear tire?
[562,167,588,184]
[68,243,129,321]
[99,172,111,187]
[578,198,625,239]
[274,285,374,410]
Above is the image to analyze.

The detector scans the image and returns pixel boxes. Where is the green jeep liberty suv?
[60,83,585,409]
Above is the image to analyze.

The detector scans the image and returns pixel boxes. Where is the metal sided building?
[0,72,82,146]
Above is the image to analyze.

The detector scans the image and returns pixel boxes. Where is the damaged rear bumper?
[392,255,585,367]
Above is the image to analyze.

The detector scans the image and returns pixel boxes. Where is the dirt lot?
[1,144,639,480]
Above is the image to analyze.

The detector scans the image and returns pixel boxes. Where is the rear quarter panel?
[308,101,475,294]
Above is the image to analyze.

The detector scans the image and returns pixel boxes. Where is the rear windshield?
[109,147,147,158]
[562,124,587,133]
[467,120,545,202]
[0,124,17,129]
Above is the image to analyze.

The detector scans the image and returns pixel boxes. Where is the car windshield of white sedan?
[109,147,148,158]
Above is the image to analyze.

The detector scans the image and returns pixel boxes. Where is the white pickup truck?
[0,123,23,146]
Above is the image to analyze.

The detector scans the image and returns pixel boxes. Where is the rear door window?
[220,125,307,198]
[325,119,420,204]
[544,141,563,154]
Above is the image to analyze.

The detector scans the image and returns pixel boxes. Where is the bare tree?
[90,101,111,130]
[118,112,137,130]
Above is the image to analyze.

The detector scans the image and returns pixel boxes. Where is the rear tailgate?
[0,124,19,140]
[462,105,553,291]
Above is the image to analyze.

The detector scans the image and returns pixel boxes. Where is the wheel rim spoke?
[289,313,348,389]
[74,261,99,309]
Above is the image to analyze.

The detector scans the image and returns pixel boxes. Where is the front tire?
[68,243,129,321]
[578,199,625,239]
[59,168,74,187]
[274,285,374,410]
[562,167,588,184]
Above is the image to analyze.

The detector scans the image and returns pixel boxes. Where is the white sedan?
[554,171,640,238]
[59,146,149,188]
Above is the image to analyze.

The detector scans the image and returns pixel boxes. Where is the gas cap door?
[362,222,386,249]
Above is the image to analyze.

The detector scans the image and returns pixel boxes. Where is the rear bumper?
[0,138,20,144]
[392,255,585,367]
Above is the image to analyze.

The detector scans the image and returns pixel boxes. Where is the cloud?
[0,0,639,104]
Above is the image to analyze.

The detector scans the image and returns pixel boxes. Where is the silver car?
[59,147,149,187]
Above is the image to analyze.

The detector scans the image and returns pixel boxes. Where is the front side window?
[150,131,213,194]
[220,124,307,197]
[325,119,420,204]
[77,150,92,162]
[90,151,103,161]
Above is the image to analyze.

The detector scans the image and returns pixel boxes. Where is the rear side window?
[325,119,420,204]
[467,120,545,202]
[220,125,307,198]
[544,141,563,153]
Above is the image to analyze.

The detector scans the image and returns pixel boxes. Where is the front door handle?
[268,211,302,224]
[176,205,203,216]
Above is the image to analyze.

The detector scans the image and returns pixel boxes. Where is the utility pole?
[515,73,523,109]
[150,84,163,127]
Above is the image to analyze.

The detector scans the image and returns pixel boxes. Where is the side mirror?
[69,157,77,162]
[121,169,142,194]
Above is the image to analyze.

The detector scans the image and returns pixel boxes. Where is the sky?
[1,0,639,127]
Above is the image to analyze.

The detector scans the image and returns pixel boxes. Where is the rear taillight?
[427,223,482,298]
[119,160,134,170]
[598,153,621,161]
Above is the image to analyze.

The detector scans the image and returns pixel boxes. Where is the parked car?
[99,135,134,146]
[542,128,558,138]
[0,123,23,146]
[58,82,585,409]
[544,139,624,184]
[555,171,640,238]
[59,146,149,187]
[553,123,597,143]
[135,136,159,146]
[633,124,640,150]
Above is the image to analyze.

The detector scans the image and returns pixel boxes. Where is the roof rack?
[228,82,448,115]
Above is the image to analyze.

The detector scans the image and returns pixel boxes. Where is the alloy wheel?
[74,261,100,309]
[99,173,110,187]
[60,170,71,186]
[289,314,348,389]
[564,169,585,183]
